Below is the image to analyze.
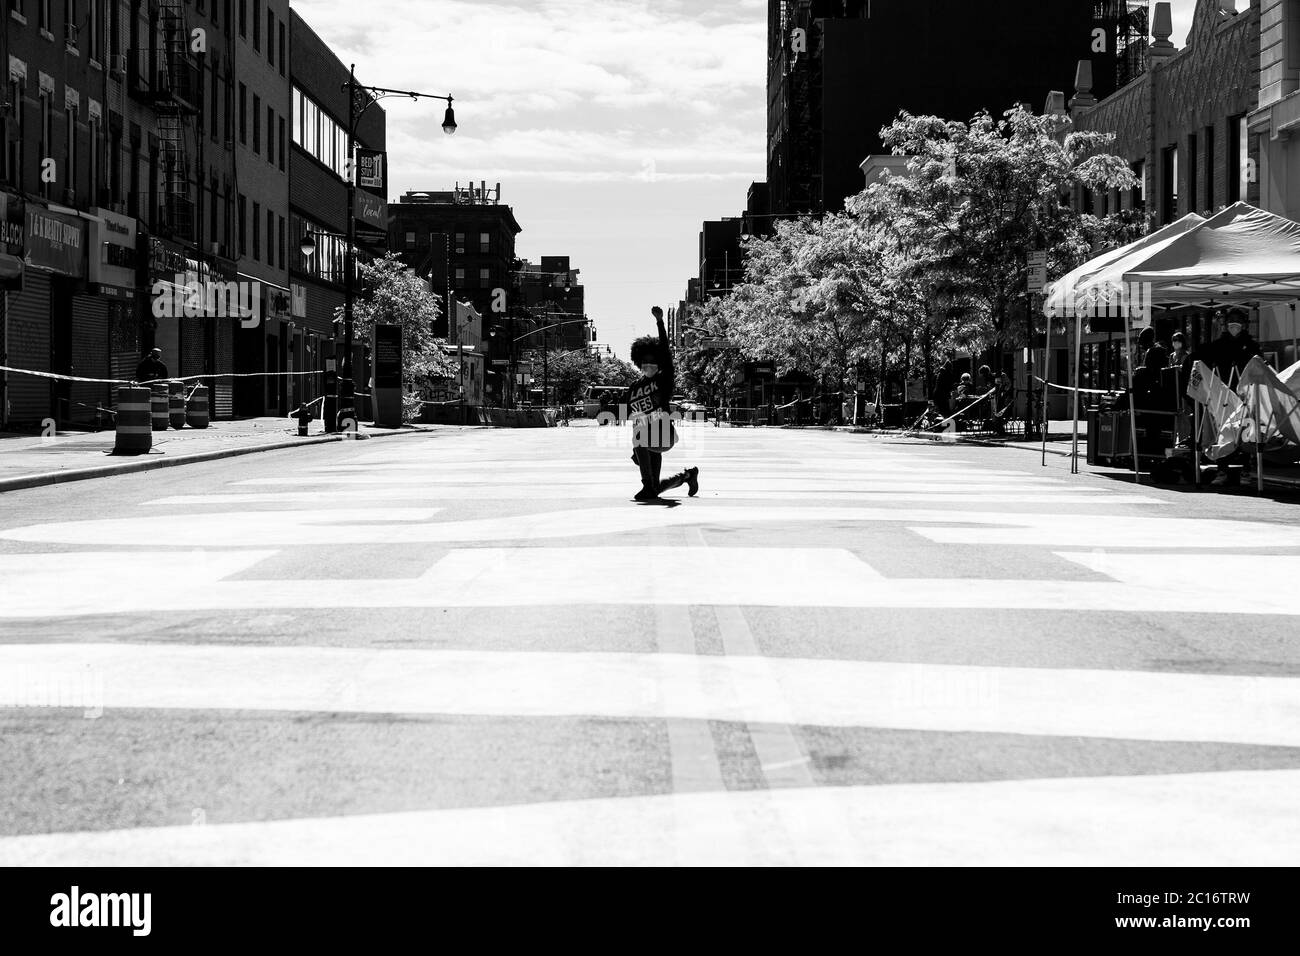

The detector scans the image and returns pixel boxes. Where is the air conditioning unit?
[210,242,229,259]
[109,54,126,75]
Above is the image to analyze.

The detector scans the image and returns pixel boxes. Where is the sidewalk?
[0,417,448,493]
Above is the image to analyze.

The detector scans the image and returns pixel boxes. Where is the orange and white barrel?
[113,386,152,455]
[185,385,210,429]
[168,380,186,429]
[150,384,169,431]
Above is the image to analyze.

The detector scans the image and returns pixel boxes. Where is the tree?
[339,252,456,419]
[856,105,1144,360]
[546,348,605,404]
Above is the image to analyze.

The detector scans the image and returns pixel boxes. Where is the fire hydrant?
[294,402,314,436]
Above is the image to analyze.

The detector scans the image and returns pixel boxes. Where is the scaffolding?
[1095,1,1151,90]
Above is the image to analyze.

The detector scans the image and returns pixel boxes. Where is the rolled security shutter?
[213,316,234,418]
[5,271,52,426]
[71,294,110,426]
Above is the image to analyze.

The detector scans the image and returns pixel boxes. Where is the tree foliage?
[714,104,1146,404]
[341,253,457,408]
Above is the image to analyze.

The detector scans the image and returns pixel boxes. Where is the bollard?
[168,380,186,429]
[185,385,210,428]
[149,384,169,431]
[113,386,153,455]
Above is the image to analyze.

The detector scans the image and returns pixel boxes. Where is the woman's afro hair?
[629,335,659,366]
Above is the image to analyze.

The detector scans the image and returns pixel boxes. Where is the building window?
[253,0,260,50]
[88,0,100,61]
[6,77,25,190]
[252,94,260,153]
[266,10,274,66]
[265,106,273,165]
[278,215,285,269]
[210,177,219,244]
[1130,160,1146,211]
[278,21,285,76]
[252,200,260,260]
[239,82,246,144]
[39,0,49,32]
[65,105,76,201]
[278,115,285,171]
[63,0,76,47]
[454,232,464,253]
[1187,133,1198,213]
[1205,124,1215,211]
[266,207,274,268]
[1228,113,1244,203]
[88,114,99,203]
[1161,146,1177,223]
[479,267,489,288]
[479,231,490,253]
[237,193,246,256]
[38,90,50,199]
[405,231,415,247]
[454,267,464,286]
[209,66,218,140]
[239,0,245,37]
[291,86,350,181]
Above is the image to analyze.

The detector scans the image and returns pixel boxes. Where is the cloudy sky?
[300,0,1197,356]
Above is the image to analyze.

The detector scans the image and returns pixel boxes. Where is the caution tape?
[0,364,323,387]
[1033,375,1122,396]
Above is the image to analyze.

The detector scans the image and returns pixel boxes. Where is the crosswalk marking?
[2,769,1296,866]
[3,643,1297,746]
[9,505,1280,549]
[2,547,1297,617]
[145,490,1165,505]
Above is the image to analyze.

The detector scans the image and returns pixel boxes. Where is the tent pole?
[1292,302,1297,367]
[1193,399,1201,488]
[1255,381,1264,494]
[1071,312,1082,474]
[1041,314,1052,466]
[1124,310,1141,485]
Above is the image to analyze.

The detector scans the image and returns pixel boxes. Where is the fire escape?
[128,0,203,242]
[1094,1,1151,91]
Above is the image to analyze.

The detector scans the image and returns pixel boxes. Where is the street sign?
[698,338,731,349]
[1027,250,1047,293]
[491,359,509,367]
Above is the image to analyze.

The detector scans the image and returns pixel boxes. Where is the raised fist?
[651,306,664,320]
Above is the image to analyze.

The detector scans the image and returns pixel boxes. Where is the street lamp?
[334,65,456,432]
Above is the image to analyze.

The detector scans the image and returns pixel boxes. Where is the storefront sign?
[0,192,24,256]
[26,207,85,277]
[89,207,138,291]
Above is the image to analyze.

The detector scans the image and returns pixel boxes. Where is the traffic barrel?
[112,386,152,455]
[150,384,169,431]
[186,385,210,429]
[168,380,186,429]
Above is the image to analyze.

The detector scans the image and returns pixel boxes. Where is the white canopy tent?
[1044,214,1208,478]
[1045,203,1300,482]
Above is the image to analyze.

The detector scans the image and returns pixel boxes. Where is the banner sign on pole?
[355,148,387,194]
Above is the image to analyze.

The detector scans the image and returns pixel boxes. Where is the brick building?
[0,1,362,429]
[1066,0,1276,393]
[288,9,385,421]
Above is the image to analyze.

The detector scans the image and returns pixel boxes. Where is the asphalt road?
[1,421,1298,865]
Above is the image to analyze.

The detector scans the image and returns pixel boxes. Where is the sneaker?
[633,488,659,502]
[685,467,699,497]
